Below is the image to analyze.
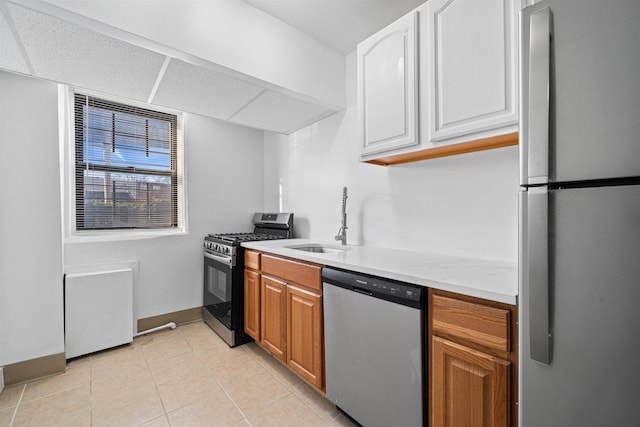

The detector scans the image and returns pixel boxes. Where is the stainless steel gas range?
[202,213,293,347]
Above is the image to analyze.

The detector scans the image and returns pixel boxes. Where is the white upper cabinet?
[358,0,518,164]
[420,0,518,143]
[357,12,418,157]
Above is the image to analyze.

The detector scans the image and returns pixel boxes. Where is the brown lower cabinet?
[286,284,323,387]
[244,250,325,390]
[246,250,518,415]
[429,289,518,427]
[243,268,261,341]
[261,275,287,361]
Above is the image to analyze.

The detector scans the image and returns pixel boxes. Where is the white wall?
[0,69,265,369]
[64,114,265,320]
[264,53,519,262]
[0,71,64,366]
[41,0,345,108]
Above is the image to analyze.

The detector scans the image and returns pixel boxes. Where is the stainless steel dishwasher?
[323,267,426,427]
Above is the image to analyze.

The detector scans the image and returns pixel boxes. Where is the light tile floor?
[0,321,358,427]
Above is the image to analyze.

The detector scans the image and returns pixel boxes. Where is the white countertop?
[242,239,517,305]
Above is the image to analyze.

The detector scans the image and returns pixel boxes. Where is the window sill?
[65,227,187,243]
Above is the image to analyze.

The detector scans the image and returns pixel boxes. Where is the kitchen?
[1,0,638,426]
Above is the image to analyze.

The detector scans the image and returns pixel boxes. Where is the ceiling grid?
[0,0,427,133]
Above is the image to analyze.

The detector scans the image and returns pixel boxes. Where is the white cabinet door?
[420,0,518,143]
[358,12,418,157]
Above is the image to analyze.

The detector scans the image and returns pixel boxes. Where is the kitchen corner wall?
[0,69,265,368]
[0,71,64,366]
[264,52,519,263]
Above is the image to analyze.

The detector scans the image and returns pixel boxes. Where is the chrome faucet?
[335,186,348,245]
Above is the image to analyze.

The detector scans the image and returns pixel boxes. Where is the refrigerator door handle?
[520,4,552,186]
[524,187,551,364]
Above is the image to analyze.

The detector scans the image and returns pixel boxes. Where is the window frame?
[61,87,187,242]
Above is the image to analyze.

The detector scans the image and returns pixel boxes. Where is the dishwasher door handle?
[352,286,373,296]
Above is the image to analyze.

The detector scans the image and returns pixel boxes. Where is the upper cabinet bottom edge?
[363,132,518,166]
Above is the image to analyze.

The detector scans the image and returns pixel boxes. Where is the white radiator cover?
[64,268,133,359]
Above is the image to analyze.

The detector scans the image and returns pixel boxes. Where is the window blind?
[74,94,178,230]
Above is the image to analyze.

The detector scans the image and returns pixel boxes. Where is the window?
[74,94,179,231]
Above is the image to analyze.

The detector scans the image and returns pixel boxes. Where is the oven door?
[203,250,234,329]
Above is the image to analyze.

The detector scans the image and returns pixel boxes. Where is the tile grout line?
[191,341,251,425]
[191,332,295,425]
[8,384,26,427]
[132,323,340,426]
[4,324,343,427]
[92,337,159,427]
[251,353,345,425]
[237,348,337,427]
[103,335,163,426]
[158,329,211,426]
[283,384,335,425]
[164,325,251,426]
[239,344,310,425]
[144,346,171,427]
[138,333,183,426]
[158,329,189,426]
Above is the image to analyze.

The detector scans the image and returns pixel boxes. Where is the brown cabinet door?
[431,336,510,427]
[260,275,287,361]
[286,285,324,389]
[244,269,261,341]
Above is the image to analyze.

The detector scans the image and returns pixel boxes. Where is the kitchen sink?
[285,243,349,254]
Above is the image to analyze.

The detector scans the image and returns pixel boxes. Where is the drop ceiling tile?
[152,59,265,120]
[0,6,30,74]
[229,90,335,134]
[7,2,165,102]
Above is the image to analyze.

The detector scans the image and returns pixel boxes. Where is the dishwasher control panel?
[322,267,424,308]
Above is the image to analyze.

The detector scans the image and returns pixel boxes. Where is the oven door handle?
[204,251,234,267]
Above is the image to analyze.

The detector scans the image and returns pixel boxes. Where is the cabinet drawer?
[262,254,322,293]
[432,294,510,353]
[245,250,260,270]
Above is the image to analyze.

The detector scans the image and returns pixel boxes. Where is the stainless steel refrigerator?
[519,1,640,426]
